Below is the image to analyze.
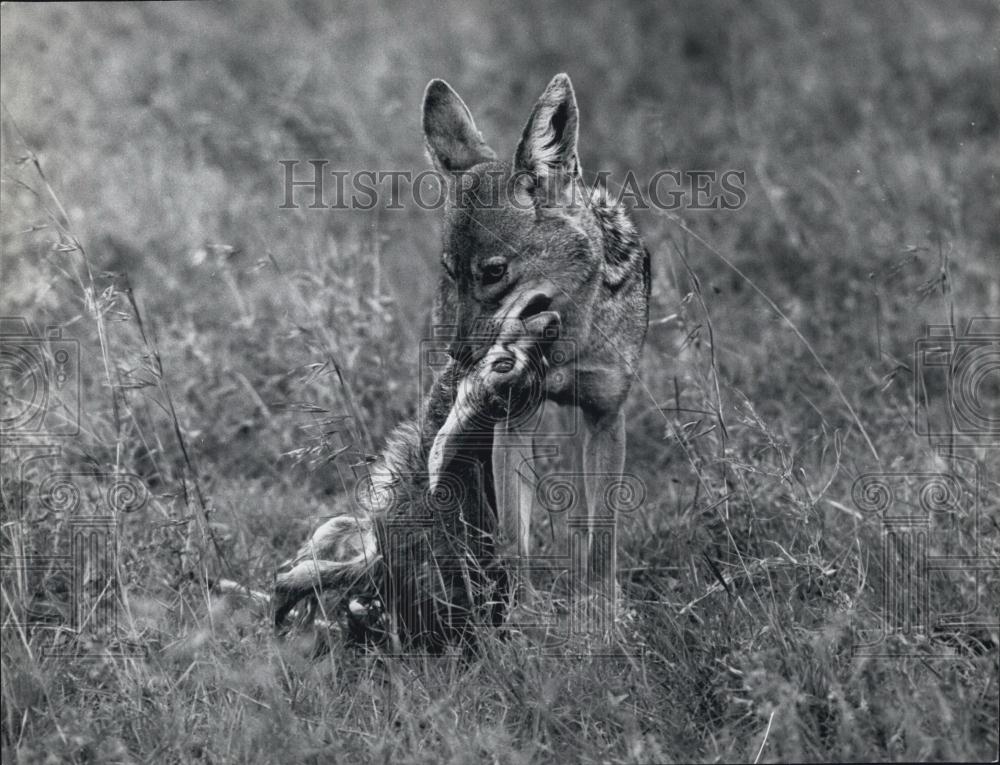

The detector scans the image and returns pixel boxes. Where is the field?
[1,1,998,762]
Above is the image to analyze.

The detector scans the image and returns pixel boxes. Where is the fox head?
[422,74,605,367]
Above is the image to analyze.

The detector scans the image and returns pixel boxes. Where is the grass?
[1,1,998,762]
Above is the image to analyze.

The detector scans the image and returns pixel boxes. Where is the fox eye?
[481,262,507,285]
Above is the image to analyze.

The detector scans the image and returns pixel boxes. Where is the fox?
[421,73,651,589]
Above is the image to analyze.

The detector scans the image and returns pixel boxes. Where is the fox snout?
[447,285,558,363]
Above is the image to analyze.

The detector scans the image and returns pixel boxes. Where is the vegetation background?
[1,1,997,762]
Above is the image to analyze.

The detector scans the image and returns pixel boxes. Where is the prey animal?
[272,310,560,651]
[421,73,650,582]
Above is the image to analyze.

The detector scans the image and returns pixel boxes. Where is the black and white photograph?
[1,2,998,762]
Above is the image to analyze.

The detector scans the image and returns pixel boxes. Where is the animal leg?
[580,409,626,624]
[492,420,537,592]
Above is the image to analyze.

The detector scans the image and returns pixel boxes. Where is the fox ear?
[513,73,581,203]
[423,80,496,174]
